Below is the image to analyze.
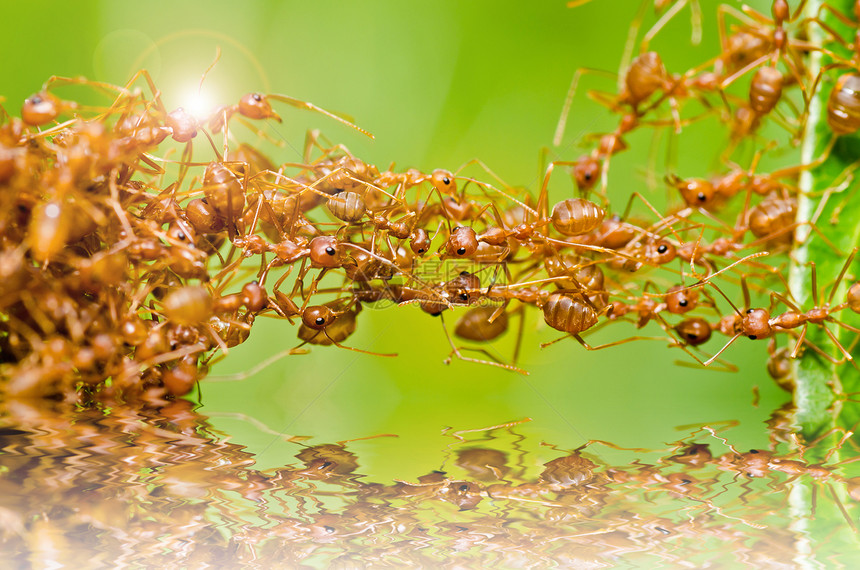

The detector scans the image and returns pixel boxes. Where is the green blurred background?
[2,0,787,480]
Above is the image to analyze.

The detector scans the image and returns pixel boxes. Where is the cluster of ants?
[4,0,860,402]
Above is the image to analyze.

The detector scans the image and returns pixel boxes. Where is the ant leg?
[828,247,858,305]
[624,191,686,242]
[511,304,526,365]
[618,0,651,90]
[325,331,397,358]
[771,290,802,313]
[704,333,744,367]
[720,54,770,90]
[672,355,739,373]
[439,314,526,374]
[553,68,617,146]
[791,324,808,359]
[640,0,689,53]
[570,333,676,351]
[745,220,842,256]
[266,94,374,139]
[821,325,855,362]
[801,332,856,367]
[737,3,773,25]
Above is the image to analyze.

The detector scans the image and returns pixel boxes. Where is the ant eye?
[252,93,262,101]
[657,244,668,254]
[748,334,757,339]
[418,248,425,253]
[315,317,325,325]
[459,293,468,301]
[459,484,469,492]
[679,299,688,306]
[177,232,186,241]
[443,177,451,185]
[750,449,759,454]
[324,526,336,534]
[697,192,706,201]
[457,247,466,255]
[746,308,754,314]
[30,95,43,104]
[325,247,336,256]
[584,173,592,180]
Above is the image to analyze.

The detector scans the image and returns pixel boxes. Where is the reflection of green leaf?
[794,0,860,438]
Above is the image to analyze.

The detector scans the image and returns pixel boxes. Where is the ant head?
[446,226,478,258]
[409,228,431,255]
[21,92,60,126]
[241,282,268,313]
[742,308,773,340]
[430,169,457,195]
[647,239,677,265]
[185,198,226,235]
[238,93,281,122]
[446,271,481,304]
[165,107,198,143]
[665,285,698,314]
[573,155,601,190]
[598,133,626,156]
[166,219,197,248]
[302,305,336,330]
[309,236,342,268]
[676,178,716,207]
[162,354,200,397]
[674,317,711,346]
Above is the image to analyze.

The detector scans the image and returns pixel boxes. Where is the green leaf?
[793,0,860,439]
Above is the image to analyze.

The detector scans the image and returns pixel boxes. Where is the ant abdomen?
[162,285,213,326]
[827,74,860,135]
[542,292,598,335]
[674,317,712,346]
[455,306,509,342]
[550,198,605,237]
[327,191,366,223]
[624,52,668,105]
[749,66,783,116]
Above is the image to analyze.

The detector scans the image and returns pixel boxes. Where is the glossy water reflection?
[1,400,859,568]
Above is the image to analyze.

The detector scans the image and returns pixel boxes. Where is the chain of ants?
[4,0,860,402]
